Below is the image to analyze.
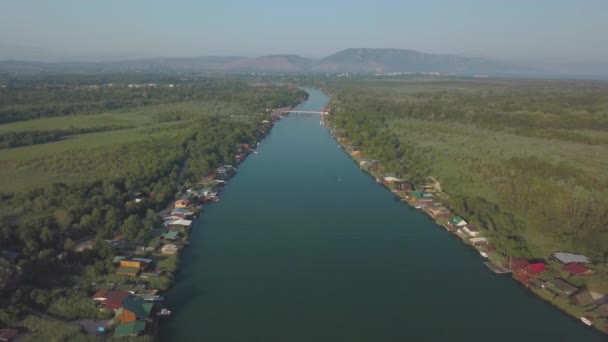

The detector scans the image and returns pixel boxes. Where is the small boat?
[581,315,593,326]
[157,308,172,317]
[479,251,489,258]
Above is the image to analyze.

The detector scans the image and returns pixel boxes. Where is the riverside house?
[161,244,180,255]
[552,252,591,264]
[544,278,579,296]
[174,199,190,209]
[562,262,594,276]
[115,296,153,323]
[0,328,18,342]
[92,289,131,310]
[462,225,481,237]
[516,263,546,286]
[571,289,595,307]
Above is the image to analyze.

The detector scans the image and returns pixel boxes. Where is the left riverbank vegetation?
[323,75,608,334]
[0,73,306,340]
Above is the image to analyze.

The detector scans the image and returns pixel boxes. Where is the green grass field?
[0,99,253,192]
[329,76,608,262]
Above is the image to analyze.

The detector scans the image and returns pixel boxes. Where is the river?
[162,88,603,341]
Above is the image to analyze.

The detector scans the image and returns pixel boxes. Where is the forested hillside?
[327,77,608,269]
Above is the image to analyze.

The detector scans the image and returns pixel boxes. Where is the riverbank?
[142,105,304,339]
[323,106,608,335]
[158,87,604,341]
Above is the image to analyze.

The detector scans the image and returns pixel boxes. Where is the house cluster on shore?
[66,108,291,339]
[336,137,608,333]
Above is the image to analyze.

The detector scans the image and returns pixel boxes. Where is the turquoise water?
[162,88,603,341]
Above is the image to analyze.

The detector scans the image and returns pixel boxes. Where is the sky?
[1,0,607,67]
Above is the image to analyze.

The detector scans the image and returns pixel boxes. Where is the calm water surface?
[163,89,603,341]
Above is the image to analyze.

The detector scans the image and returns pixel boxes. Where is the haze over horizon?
[1,0,607,73]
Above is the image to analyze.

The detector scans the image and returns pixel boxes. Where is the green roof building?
[113,321,146,337]
[410,191,424,199]
[163,231,180,240]
[116,296,153,320]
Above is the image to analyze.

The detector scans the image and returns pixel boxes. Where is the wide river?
[163,89,603,341]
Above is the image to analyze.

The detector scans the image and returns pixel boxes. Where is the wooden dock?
[484,261,512,274]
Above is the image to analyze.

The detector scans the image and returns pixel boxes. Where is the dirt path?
[427,176,442,192]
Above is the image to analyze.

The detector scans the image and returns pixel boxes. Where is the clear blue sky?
[1,0,607,64]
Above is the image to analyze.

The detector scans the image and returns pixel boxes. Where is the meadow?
[327,76,608,262]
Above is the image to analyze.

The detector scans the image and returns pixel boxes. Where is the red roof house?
[526,263,547,275]
[0,329,18,342]
[506,258,530,271]
[93,289,111,301]
[563,263,593,276]
[93,289,131,310]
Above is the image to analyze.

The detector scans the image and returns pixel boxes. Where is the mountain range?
[0,48,534,75]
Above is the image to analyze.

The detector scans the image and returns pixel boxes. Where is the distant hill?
[0,48,531,75]
[223,55,313,72]
[313,48,524,74]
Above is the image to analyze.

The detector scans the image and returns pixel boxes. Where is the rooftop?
[553,252,590,264]
[113,321,146,338]
[562,262,591,275]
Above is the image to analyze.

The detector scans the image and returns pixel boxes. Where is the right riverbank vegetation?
[0,74,306,340]
[322,75,608,335]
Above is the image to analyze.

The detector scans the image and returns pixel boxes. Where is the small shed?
[450,216,468,227]
[463,225,481,237]
[470,237,488,246]
[174,199,190,209]
[161,244,180,255]
[553,252,590,264]
[410,191,424,199]
[163,231,180,241]
[571,290,595,307]
[544,278,579,296]
[120,260,143,269]
[116,266,140,277]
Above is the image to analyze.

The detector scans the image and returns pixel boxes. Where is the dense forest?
[326,77,608,268]
[0,75,305,339]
